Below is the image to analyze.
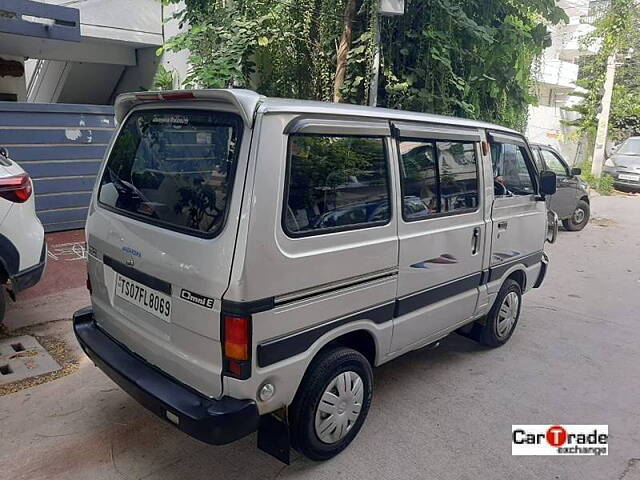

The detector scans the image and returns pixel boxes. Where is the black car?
[530,144,591,231]
[603,136,640,192]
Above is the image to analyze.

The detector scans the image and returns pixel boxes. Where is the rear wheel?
[0,288,5,327]
[289,347,373,461]
[479,279,522,347]
[562,199,590,231]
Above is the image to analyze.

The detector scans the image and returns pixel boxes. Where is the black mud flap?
[257,412,290,464]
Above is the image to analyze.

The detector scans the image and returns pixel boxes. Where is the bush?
[580,161,615,195]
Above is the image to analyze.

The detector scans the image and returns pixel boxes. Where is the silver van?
[73,89,557,462]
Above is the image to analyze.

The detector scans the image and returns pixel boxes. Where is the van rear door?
[87,103,251,398]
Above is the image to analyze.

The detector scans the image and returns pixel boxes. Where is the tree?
[161,0,567,131]
[563,0,640,142]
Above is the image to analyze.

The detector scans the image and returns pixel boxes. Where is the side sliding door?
[390,122,486,352]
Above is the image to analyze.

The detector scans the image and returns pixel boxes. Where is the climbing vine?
[162,0,567,131]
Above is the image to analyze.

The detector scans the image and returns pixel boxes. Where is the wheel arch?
[317,328,377,367]
[506,268,526,292]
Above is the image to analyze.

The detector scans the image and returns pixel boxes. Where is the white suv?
[0,147,46,323]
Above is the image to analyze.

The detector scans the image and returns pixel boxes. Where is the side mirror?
[0,146,7,158]
[539,170,557,196]
[570,167,581,176]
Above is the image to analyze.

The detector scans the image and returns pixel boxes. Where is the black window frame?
[488,135,540,198]
[97,108,244,240]
[281,133,393,239]
[396,137,481,222]
[540,147,570,177]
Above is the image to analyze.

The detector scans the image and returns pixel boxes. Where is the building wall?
[526,0,594,163]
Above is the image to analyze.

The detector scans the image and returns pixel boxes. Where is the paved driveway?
[1,194,639,480]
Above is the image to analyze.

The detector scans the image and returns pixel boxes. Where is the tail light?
[0,173,32,203]
[223,314,251,379]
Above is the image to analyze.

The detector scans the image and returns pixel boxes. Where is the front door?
[391,123,486,351]
[488,133,546,278]
[538,147,577,219]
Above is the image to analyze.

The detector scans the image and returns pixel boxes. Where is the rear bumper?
[533,252,549,289]
[12,242,47,292]
[73,307,260,445]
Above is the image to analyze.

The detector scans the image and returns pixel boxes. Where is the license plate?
[115,273,172,322]
[618,173,639,181]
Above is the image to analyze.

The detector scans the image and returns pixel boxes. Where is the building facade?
[526,0,606,165]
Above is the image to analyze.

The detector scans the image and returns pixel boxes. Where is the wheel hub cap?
[315,371,364,444]
[496,291,519,339]
[574,208,585,224]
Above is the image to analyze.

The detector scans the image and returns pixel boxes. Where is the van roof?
[115,88,520,135]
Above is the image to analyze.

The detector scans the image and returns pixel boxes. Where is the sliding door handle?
[497,221,508,231]
[472,227,481,255]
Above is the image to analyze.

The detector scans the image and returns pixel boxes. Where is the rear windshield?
[99,109,242,237]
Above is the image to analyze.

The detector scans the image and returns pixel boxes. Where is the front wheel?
[562,199,590,231]
[289,347,373,461]
[0,288,5,327]
[479,279,522,348]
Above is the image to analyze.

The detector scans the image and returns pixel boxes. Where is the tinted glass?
[284,135,390,235]
[99,110,241,236]
[540,150,568,177]
[398,141,438,220]
[437,142,478,212]
[399,140,478,221]
[490,143,535,196]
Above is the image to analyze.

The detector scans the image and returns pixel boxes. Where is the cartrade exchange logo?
[512,425,608,456]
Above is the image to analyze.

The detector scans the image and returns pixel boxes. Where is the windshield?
[98,109,242,237]
[617,138,640,155]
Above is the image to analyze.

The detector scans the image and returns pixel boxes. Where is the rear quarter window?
[98,109,242,237]
[283,135,391,237]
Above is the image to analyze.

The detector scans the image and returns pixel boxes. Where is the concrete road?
[1,194,639,480]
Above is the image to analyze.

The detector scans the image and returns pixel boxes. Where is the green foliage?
[564,0,640,141]
[152,65,174,91]
[162,0,567,130]
[379,0,566,131]
[580,161,615,195]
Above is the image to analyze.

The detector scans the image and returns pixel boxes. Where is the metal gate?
[0,102,114,232]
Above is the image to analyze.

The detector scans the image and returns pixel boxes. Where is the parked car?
[603,136,640,191]
[0,147,47,324]
[73,90,557,463]
[530,143,591,231]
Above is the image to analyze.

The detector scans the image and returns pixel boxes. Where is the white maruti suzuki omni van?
[74,89,558,462]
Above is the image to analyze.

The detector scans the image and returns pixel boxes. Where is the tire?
[562,199,590,231]
[479,279,522,348]
[0,288,5,328]
[289,347,373,461]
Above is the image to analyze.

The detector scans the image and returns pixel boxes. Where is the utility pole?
[368,14,381,107]
[369,0,404,107]
[591,53,617,177]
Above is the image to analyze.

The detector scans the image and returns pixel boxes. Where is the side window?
[490,142,536,196]
[437,142,479,213]
[398,139,479,221]
[533,148,545,172]
[284,135,390,236]
[540,150,569,177]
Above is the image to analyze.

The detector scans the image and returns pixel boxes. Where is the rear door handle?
[498,221,508,231]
